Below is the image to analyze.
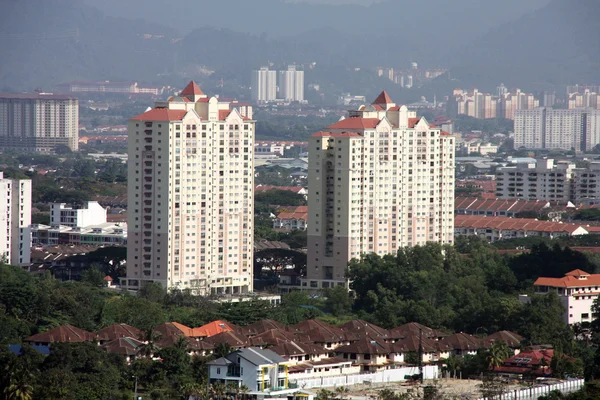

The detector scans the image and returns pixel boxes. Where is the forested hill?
[450,0,600,89]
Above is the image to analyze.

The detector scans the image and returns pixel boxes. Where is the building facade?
[495,160,575,201]
[533,269,600,325]
[251,67,277,102]
[306,92,455,289]
[50,201,107,228]
[125,81,255,294]
[0,173,31,266]
[279,65,304,102]
[514,108,600,151]
[0,93,78,152]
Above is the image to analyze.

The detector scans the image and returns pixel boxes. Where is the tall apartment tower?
[514,108,600,151]
[305,92,455,290]
[0,173,32,266]
[251,67,277,102]
[279,65,304,102]
[0,92,78,153]
[125,81,255,294]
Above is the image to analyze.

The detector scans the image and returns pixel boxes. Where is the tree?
[214,343,233,359]
[324,285,353,317]
[486,341,510,371]
[81,266,106,287]
[139,282,166,304]
[139,328,162,358]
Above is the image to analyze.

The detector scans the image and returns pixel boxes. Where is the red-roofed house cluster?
[273,206,308,231]
[24,318,523,380]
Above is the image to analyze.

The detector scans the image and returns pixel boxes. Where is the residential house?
[483,331,524,355]
[340,320,390,342]
[96,323,141,344]
[25,325,96,346]
[208,347,294,395]
[101,337,145,363]
[287,320,348,350]
[287,357,359,380]
[334,338,391,372]
[439,333,483,356]
[492,347,554,377]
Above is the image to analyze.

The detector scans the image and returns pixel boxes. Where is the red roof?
[103,275,113,281]
[408,117,421,128]
[255,186,306,194]
[181,81,204,96]
[131,108,187,121]
[534,270,600,288]
[455,215,586,234]
[26,325,96,344]
[194,320,235,337]
[328,117,380,130]
[372,91,393,105]
[219,110,232,120]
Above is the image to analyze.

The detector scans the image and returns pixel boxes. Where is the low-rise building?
[455,197,552,217]
[533,269,600,325]
[208,347,294,395]
[31,222,127,246]
[454,215,589,242]
[273,206,308,231]
[50,201,107,228]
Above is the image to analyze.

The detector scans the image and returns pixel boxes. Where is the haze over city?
[1,1,600,399]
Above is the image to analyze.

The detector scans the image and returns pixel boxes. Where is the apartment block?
[279,65,304,102]
[495,159,575,201]
[452,88,538,120]
[50,201,107,228]
[251,67,277,102]
[125,81,254,294]
[514,108,600,151]
[568,90,600,110]
[0,92,78,152]
[0,173,31,266]
[306,92,455,289]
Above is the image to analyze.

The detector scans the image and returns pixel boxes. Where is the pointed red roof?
[328,117,380,130]
[131,108,187,121]
[372,90,393,105]
[181,81,204,96]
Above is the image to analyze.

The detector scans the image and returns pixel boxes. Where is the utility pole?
[418,328,423,384]
[133,375,138,400]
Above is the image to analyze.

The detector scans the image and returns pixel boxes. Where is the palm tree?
[139,328,162,358]
[238,384,250,400]
[214,343,233,359]
[3,360,34,400]
[486,341,510,372]
[335,386,350,400]
[211,382,227,400]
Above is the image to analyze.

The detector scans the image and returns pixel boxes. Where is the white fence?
[474,379,585,400]
[290,366,439,389]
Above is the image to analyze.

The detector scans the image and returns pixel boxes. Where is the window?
[582,313,590,319]
[217,368,221,374]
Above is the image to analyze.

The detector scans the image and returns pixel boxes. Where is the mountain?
[450,0,600,89]
[0,0,177,91]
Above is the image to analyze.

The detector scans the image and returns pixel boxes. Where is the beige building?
[514,108,600,151]
[0,173,31,266]
[568,90,600,110]
[125,81,255,294]
[495,159,575,201]
[305,92,455,289]
[279,65,304,102]
[0,92,78,152]
[251,67,277,102]
[453,88,539,120]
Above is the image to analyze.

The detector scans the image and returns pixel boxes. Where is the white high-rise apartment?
[0,92,78,153]
[0,173,31,266]
[251,67,277,102]
[125,81,255,294]
[495,159,575,201]
[514,108,600,151]
[278,65,304,102]
[305,92,455,289]
[50,201,107,228]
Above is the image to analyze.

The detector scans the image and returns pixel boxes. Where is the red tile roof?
[534,270,600,288]
[454,197,549,214]
[181,81,204,96]
[565,269,590,277]
[276,211,308,221]
[328,117,380,130]
[408,118,421,128]
[335,337,390,355]
[26,325,96,344]
[131,108,187,121]
[454,215,586,234]
[97,323,141,342]
[219,110,232,120]
[194,320,235,337]
[483,331,524,348]
[439,332,484,351]
[388,322,448,340]
[372,91,393,105]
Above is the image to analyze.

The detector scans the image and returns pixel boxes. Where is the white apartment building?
[573,162,600,205]
[251,67,277,102]
[306,92,455,289]
[533,269,600,325]
[495,159,575,201]
[0,173,31,266]
[0,92,78,152]
[514,108,600,151]
[279,65,304,102]
[125,81,254,295]
[50,201,107,228]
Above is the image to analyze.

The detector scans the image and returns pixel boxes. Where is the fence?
[290,366,439,389]
[473,379,585,400]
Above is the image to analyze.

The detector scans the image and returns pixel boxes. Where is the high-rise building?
[514,108,600,151]
[251,67,277,102]
[305,92,455,289]
[278,65,304,102]
[495,159,575,201]
[0,173,31,266]
[568,90,600,110]
[125,81,255,294]
[0,92,78,153]
[452,88,539,120]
